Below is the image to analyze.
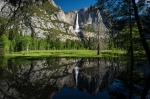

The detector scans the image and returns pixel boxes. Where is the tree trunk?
[131,0,150,98]
[131,0,150,63]
[97,43,100,55]
[129,1,134,98]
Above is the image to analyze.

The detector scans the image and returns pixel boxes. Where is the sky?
[54,0,97,12]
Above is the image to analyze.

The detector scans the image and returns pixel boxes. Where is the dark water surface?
[0,57,149,99]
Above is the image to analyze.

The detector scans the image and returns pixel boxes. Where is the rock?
[48,0,59,8]
[65,10,78,25]
[55,10,66,21]
[0,0,110,44]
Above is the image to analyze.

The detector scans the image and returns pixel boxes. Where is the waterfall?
[75,13,80,33]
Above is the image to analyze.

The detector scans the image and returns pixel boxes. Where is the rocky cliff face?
[78,7,110,43]
[0,0,110,45]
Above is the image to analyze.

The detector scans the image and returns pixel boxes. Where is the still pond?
[0,57,150,99]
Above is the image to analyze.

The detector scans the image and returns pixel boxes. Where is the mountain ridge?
[0,0,110,51]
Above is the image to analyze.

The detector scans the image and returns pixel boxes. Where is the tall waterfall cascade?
[75,13,80,33]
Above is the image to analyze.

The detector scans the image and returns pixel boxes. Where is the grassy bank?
[4,50,126,58]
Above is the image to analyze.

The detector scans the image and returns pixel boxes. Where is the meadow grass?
[4,50,126,58]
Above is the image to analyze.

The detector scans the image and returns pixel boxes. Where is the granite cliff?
[0,0,111,48]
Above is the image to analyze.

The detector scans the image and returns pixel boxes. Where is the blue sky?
[54,0,97,12]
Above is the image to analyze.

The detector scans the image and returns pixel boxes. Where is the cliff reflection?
[0,57,120,99]
[72,58,118,95]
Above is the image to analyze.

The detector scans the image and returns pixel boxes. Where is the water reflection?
[73,66,80,86]
[0,57,147,99]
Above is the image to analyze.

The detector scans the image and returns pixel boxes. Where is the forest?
[0,0,150,99]
[0,0,149,56]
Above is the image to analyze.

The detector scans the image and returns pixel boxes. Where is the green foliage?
[121,25,143,51]
[108,24,143,51]
[37,39,47,50]
[14,36,22,51]
[8,28,19,40]
[37,1,60,15]
[31,39,38,50]
[0,17,8,24]
[107,39,115,50]
[0,34,10,53]
[0,32,89,54]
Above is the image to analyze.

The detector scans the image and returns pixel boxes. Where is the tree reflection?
[0,57,119,99]
[72,58,117,95]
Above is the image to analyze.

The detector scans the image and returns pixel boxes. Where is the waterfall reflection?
[0,57,119,99]
[73,66,80,86]
[72,58,115,95]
